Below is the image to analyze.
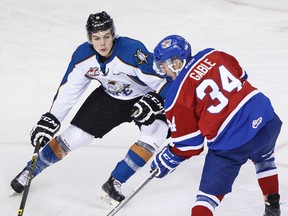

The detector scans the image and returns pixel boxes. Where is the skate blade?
[98,189,120,208]
[9,188,21,197]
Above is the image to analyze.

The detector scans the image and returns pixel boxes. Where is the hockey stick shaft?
[107,169,158,216]
[17,139,43,216]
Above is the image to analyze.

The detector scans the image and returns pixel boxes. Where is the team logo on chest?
[135,49,148,64]
[107,80,132,96]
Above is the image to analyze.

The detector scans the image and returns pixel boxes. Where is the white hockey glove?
[151,145,185,178]
[131,92,164,125]
[30,112,61,147]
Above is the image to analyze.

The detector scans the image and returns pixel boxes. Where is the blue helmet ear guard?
[153,35,191,63]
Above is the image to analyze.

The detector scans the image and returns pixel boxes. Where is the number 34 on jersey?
[164,48,257,143]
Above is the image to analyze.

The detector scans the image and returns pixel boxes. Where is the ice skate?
[264,193,281,216]
[98,176,125,208]
[10,169,30,194]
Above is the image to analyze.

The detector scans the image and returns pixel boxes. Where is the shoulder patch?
[135,49,148,64]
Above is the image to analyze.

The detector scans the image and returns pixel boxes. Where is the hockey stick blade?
[107,169,158,216]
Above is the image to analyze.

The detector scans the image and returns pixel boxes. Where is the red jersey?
[164,48,274,158]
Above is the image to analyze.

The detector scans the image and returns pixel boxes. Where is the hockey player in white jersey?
[10,11,171,205]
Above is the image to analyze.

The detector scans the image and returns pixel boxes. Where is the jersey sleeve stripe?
[172,129,202,142]
[175,144,204,151]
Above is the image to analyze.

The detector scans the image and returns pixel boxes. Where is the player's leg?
[191,147,248,216]
[56,86,140,203]
[109,119,169,182]
[250,113,282,216]
[191,191,223,216]
[102,119,169,203]
[10,87,107,194]
[10,125,94,193]
[94,89,169,203]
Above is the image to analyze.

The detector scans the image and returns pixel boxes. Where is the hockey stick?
[107,169,158,216]
[17,139,44,216]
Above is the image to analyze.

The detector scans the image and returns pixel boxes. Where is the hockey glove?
[30,112,60,147]
[151,145,185,178]
[131,92,164,125]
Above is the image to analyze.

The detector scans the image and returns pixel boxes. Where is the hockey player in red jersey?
[150,35,282,216]
[10,11,171,206]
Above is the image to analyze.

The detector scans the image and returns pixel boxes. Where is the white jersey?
[49,36,172,122]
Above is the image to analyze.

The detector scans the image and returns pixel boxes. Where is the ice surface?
[1,0,287,215]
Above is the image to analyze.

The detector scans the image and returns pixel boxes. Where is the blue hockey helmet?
[86,11,115,36]
[153,35,191,77]
[153,35,191,63]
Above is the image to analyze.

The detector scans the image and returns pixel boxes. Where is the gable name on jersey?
[189,58,216,81]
